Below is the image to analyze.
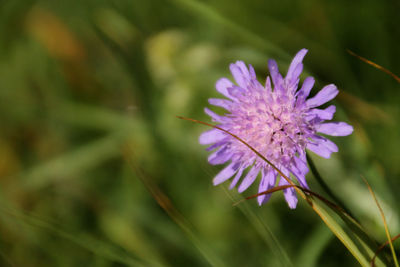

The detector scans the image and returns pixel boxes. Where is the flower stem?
[306,154,356,221]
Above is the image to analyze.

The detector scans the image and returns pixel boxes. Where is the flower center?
[227,91,311,166]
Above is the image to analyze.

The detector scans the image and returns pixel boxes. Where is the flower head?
[199,49,353,209]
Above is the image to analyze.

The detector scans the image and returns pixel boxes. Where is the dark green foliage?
[0,0,398,266]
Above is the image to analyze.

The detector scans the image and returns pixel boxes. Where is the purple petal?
[229,164,245,189]
[296,76,315,101]
[215,78,234,99]
[265,76,272,93]
[268,59,284,89]
[317,122,354,136]
[230,62,247,88]
[257,168,277,205]
[306,136,338,158]
[290,156,309,188]
[248,64,257,80]
[286,49,308,85]
[278,169,298,209]
[206,141,226,151]
[199,129,226,145]
[238,165,260,193]
[307,105,336,120]
[250,79,265,93]
[204,107,227,123]
[208,98,233,111]
[235,61,251,78]
[288,64,303,91]
[208,146,232,165]
[296,154,309,175]
[306,84,338,108]
[213,162,240,185]
[227,85,245,99]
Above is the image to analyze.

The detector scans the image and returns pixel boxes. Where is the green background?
[0,0,399,266]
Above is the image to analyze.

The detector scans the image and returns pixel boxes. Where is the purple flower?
[199,49,353,209]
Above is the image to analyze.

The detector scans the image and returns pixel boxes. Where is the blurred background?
[0,0,399,266]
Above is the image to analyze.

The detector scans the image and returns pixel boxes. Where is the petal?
[204,107,227,123]
[199,128,227,145]
[208,98,233,111]
[265,76,272,93]
[307,105,336,120]
[257,168,277,205]
[208,146,232,165]
[213,161,241,185]
[289,156,309,188]
[229,164,245,189]
[306,136,338,158]
[250,79,265,93]
[215,78,234,99]
[306,84,338,108]
[278,169,298,209]
[206,141,227,151]
[235,61,251,78]
[296,154,309,175]
[317,122,354,136]
[286,49,308,85]
[230,62,248,88]
[248,64,257,80]
[296,76,315,101]
[268,59,284,89]
[287,64,303,91]
[227,85,245,99]
[238,165,260,193]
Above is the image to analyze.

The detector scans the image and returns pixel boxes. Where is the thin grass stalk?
[0,204,144,266]
[224,188,294,267]
[362,177,399,267]
[178,116,387,266]
[347,50,400,83]
[124,148,227,267]
[372,234,400,267]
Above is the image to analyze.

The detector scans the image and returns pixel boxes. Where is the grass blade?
[124,147,227,267]
[0,204,145,266]
[306,154,355,219]
[362,177,399,267]
[347,49,400,83]
[168,0,289,58]
[20,133,124,190]
[296,222,333,267]
[372,234,400,267]
[178,116,388,266]
[224,188,294,267]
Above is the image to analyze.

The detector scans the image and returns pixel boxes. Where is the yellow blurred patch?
[25,8,85,62]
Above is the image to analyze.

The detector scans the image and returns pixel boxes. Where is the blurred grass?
[0,0,399,266]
